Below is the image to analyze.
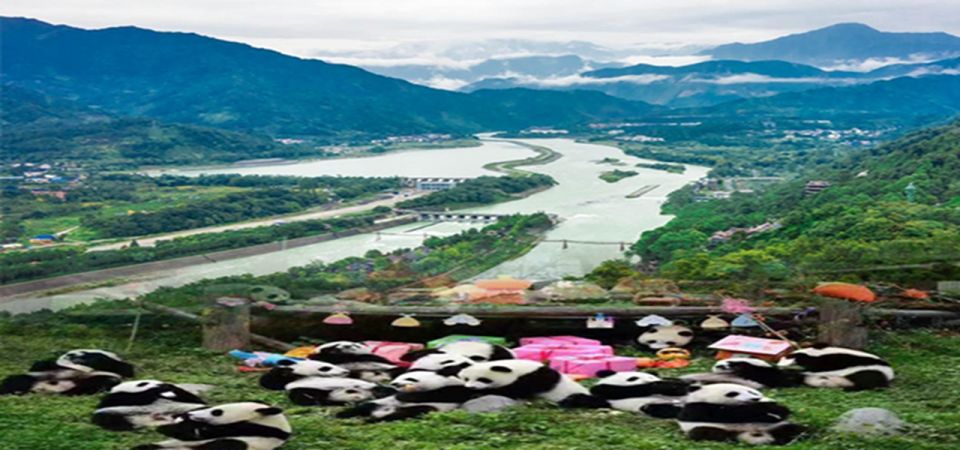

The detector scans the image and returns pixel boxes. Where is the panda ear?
[256,407,283,416]
[595,370,616,378]
[678,330,694,337]
[811,342,830,349]
[490,365,512,373]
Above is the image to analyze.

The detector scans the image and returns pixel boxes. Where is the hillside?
[632,119,960,284]
[704,23,960,66]
[0,86,305,166]
[0,17,654,138]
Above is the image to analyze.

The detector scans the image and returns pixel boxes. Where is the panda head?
[409,353,474,373]
[351,369,397,384]
[109,379,167,394]
[276,359,350,378]
[594,371,662,387]
[439,341,515,362]
[714,358,772,373]
[390,370,463,392]
[57,349,134,377]
[26,378,80,394]
[315,341,371,355]
[458,360,539,390]
[637,325,694,350]
[686,383,770,405]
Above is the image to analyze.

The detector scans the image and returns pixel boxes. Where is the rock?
[460,395,519,413]
[831,408,905,436]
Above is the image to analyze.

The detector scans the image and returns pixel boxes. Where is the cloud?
[693,73,857,84]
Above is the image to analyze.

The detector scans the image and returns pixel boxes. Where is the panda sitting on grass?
[676,383,806,446]
[132,402,291,450]
[308,341,400,383]
[456,360,605,407]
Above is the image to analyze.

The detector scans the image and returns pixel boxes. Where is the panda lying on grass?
[284,377,395,406]
[1,349,134,396]
[401,340,515,364]
[337,370,475,422]
[681,358,805,390]
[778,344,894,391]
[258,359,350,390]
[92,380,208,431]
[677,383,806,446]
[132,402,291,450]
[457,359,605,406]
[568,370,698,418]
[308,341,401,383]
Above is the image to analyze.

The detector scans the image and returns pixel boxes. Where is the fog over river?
[2,137,707,313]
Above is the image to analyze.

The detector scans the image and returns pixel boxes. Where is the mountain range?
[0,17,653,139]
[702,23,960,67]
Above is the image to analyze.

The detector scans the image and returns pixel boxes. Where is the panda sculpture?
[682,358,804,390]
[92,380,208,431]
[132,402,291,450]
[337,370,474,422]
[2,349,135,396]
[676,383,806,445]
[777,344,894,391]
[308,341,400,382]
[457,360,603,406]
[564,370,697,418]
[401,340,515,364]
[258,359,350,390]
[637,325,695,350]
[408,353,475,375]
[284,377,395,406]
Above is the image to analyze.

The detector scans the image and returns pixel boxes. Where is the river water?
[2,138,707,313]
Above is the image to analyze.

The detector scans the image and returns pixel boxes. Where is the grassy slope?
[1,318,958,450]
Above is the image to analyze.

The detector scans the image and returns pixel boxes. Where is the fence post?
[202,297,251,351]
[817,299,868,349]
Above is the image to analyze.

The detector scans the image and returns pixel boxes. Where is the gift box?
[549,355,638,377]
[519,336,602,347]
[427,334,508,348]
[512,344,613,362]
[708,335,793,362]
[364,341,425,366]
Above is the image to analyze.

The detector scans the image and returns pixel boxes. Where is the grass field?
[1,316,958,450]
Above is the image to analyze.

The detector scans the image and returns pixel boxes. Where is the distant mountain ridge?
[0,17,654,138]
[703,23,960,66]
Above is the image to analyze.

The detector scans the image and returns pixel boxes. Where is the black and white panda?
[284,377,395,406]
[1,371,122,396]
[258,359,350,390]
[132,402,291,450]
[92,380,208,431]
[2,349,134,396]
[337,370,474,421]
[777,345,894,391]
[637,325,695,350]
[457,360,603,406]
[401,340,515,364]
[676,383,806,446]
[308,341,400,382]
[565,370,697,418]
[681,358,804,390]
[408,353,475,376]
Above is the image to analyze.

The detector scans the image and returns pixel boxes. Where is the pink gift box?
[549,355,638,377]
[512,344,613,362]
[363,341,425,367]
[519,336,602,346]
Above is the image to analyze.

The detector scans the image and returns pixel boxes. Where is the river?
[1,138,707,313]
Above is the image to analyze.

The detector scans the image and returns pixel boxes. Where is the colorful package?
[512,344,613,362]
[549,355,639,377]
[518,336,603,346]
[364,341,425,366]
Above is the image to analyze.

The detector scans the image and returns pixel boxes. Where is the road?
[88,191,424,251]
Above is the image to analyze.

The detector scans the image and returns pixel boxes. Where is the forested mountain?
[703,23,960,66]
[0,17,654,139]
[703,75,960,122]
[0,86,305,166]
[633,119,960,284]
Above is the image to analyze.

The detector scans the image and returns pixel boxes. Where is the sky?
[2,0,959,65]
